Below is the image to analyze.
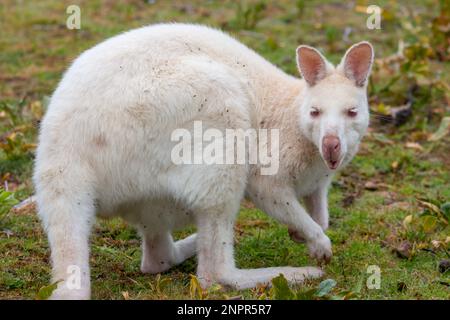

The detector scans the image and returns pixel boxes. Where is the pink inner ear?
[297,47,326,86]
[344,43,373,87]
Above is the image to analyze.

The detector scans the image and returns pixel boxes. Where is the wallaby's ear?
[296,45,329,86]
[339,41,374,87]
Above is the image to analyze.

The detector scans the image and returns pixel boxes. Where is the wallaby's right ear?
[338,41,374,87]
[296,45,329,86]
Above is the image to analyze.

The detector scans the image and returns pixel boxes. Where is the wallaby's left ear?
[338,41,374,87]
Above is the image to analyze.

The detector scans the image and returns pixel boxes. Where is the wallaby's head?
[296,42,374,170]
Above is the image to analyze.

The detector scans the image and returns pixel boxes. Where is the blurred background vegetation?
[0,0,449,299]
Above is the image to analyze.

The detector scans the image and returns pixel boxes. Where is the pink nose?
[322,135,341,170]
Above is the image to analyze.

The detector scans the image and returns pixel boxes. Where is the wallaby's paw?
[48,287,90,300]
[307,234,332,264]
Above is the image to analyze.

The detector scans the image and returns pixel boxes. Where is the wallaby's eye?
[310,107,321,118]
[347,108,358,118]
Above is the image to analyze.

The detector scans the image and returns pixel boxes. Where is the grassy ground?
[0,0,449,299]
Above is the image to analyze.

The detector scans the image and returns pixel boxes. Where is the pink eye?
[310,108,321,118]
[347,108,358,118]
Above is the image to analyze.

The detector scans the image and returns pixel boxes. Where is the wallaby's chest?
[293,160,331,197]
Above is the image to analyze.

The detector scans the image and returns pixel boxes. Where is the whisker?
[370,111,395,123]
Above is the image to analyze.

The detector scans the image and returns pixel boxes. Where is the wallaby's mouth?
[326,159,340,170]
[321,135,342,170]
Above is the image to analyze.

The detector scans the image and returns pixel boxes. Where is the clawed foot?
[288,228,332,264]
[307,234,332,264]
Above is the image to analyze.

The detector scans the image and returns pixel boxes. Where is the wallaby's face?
[296,42,374,170]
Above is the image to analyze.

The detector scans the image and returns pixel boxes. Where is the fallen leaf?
[30,100,44,120]
[391,161,399,170]
[36,281,60,300]
[315,279,337,297]
[431,240,441,249]
[417,199,441,215]
[271,274,295,300]
[354,5,368,13]
[428,117,450,141]
[364,182,390,191]
[421,215,438,233]
[12,196,36,215]
[438,260,450,273]
[405,142,424,151]
[394,241,412,259]
[190,274,205,300]
[403,215,413,229]
[364,181,378,190]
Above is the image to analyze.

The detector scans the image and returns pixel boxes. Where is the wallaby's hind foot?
[200,266,324,290]
[195,197,324,291]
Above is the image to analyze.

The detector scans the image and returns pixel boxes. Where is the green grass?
[0,0,449,299]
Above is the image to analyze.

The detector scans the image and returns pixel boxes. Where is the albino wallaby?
[34,23,373,299]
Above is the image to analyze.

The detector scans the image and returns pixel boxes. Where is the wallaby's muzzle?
[322,135,341,170]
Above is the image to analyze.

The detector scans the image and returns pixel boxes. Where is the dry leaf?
[403,214,413,229]
[364,181,378,190]
[394,241,412,259]
[391,161,399,170]
[405,142,424,151]
[428,117,450,141]
[431,240,441,249]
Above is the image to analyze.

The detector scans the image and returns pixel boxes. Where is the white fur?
[33,23,373,299]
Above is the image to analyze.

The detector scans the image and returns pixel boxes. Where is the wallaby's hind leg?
[34,165,95,300]
[196,207,323,290]
[140,232,197,274]
[196,196,323,290]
